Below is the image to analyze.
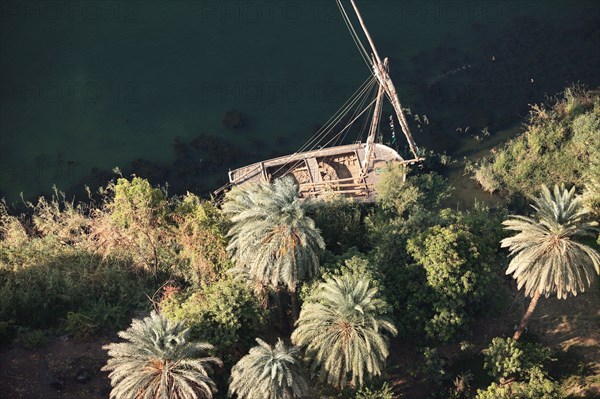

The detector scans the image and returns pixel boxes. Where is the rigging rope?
[318,97,377,150]
[336,0,372,71]
[268,75,377,177]
[293,75,375,155]
[335,77,376,147]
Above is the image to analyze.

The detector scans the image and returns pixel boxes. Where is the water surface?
[1,0,598,202]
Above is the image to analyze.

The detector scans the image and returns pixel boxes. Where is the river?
[1,0,598,203]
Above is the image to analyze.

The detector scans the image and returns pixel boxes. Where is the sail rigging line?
[319,96,377,149]
[336,0,372,71]
[292,76,376,153]
[335,76,377,148]
[355,84,377,144]
[269,84,377,180]
[287,75,375,161]
[268,75,377,178]
[331,76,376,147]
[345,0,420,160]
[279,75,374,164]
[301,75,376,153]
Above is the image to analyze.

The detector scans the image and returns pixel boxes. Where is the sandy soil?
[0,337,112,399]
[0,287,598,399]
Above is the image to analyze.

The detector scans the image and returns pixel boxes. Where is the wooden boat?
[225,0,423,201]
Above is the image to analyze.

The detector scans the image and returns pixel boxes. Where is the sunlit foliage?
[292,271,397,389]
[228,338,310,399]
[102,312,222,399]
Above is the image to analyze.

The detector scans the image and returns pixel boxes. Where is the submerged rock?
[222,110,246,130]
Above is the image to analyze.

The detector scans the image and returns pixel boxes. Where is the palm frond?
[102,312,222,399]
[224,177,325,292]
[501,184,600,298]
[291,273,397,389]
[229,338,310,399]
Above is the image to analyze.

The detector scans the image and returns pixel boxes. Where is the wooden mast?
[363,58,387,173]
[349,0,420,160]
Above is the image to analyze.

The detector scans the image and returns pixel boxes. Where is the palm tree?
[291,272,397,389]
[501,184,600,340]
[102,312,222,399]
[228,338,310,399]
[223,177,325,317]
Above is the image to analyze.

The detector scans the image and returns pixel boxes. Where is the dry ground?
[388,285,600,398]
[529,287,600,397]
[0,336,112,399]
[0,287,598,399]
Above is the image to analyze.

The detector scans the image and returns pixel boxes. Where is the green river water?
[1,0,598,203]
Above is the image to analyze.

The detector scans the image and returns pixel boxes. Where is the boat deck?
[228,143,411,202]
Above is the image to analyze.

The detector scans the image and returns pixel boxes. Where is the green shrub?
[484,337,524,380]
[421,347,448,387]
[375,168,452,216]
[0,237,156,332]
[355,382,394,399]
[161,277,267,361]
[65,312,98,340]
[22,329,48,349]
[308,199,369,254]
[471,86,599,198]
[476,367,562,399]
[0,177,228,335]
[407,221,495,342]
[367,202,507,342]
[484,337,555,382]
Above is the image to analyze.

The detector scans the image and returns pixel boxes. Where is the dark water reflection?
[0,0,598,203]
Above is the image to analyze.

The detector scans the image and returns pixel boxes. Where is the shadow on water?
[0,1,598,202]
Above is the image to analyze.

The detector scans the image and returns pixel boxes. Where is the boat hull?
[228,143,409,202]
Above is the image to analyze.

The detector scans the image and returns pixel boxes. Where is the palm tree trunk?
[290,291,300,324]
[278,290,289,333]
[513,291,542,340]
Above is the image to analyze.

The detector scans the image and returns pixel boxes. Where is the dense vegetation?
[1,87,599,398]
[470,86,599,207]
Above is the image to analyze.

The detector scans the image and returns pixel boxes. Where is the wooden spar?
[301,176,361,185]
[349,0,420,160]
[300,183,367,190]
[363,58,387,174]
[305,188,368,196]
[348,0,383,66]
[223,3,427,202]
[378,63,420,159]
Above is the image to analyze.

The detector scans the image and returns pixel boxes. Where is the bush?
[22,329,48,349]
[355,382,394,399]
[367,202,507,342]
[471,86,599,198]
[0,320,15,345]
[0,177,228,336]
[484,337,524,380]
[90,178,228,284]
[484,337,555,382]
[375,168,452,216]
[161,277,267,361]
[476,367,562,399]
[65,312,98,340]
[0,237,156,332]
[421,347,448,387]
[308,199,369,254]
[407,221,496,342]
[478,337,559,398]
